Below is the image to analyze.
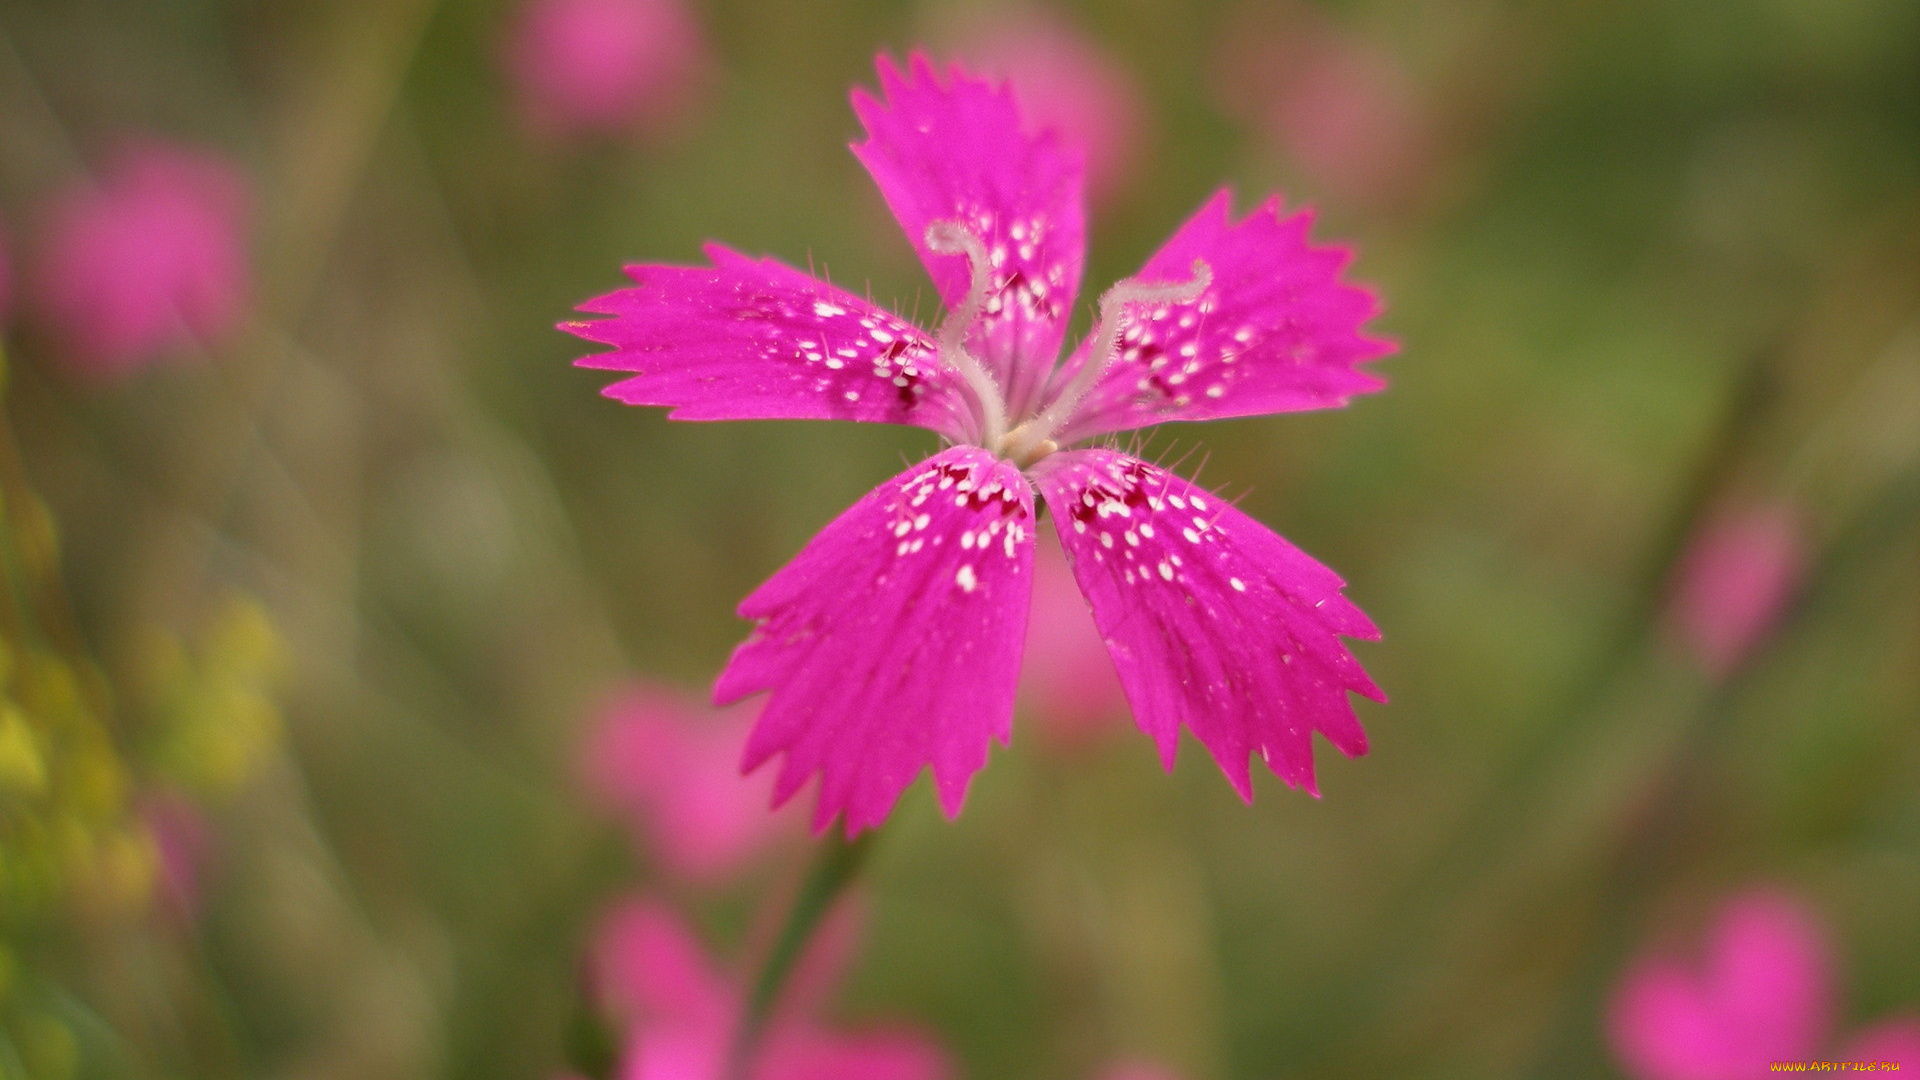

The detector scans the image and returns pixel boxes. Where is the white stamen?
[1000,259,1212,462]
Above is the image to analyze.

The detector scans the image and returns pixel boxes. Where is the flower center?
[925,222,1212,468]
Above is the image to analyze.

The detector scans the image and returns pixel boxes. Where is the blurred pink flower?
[957,11,1147,204]
[1667,500,1805,680]
[1609,888,1920,1079]
[1212,4,1433,211]
[580,684,796,884]
[1094,1063,1185,1080]
[0,219,14,327]
[503,0,707,141]
[1840,1017,1920,1068]
[140,788,214,924]
[590,897,949,1080]
[1019,527,1128,748]
[34,141,250,381]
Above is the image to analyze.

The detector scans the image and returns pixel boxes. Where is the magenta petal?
[566,244,975,438]
[1054,190,1391,443]
[851,53,1087,415]
[1031,450,1380,799]
[717,447,1035,834]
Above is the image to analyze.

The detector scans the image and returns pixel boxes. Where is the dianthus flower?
[580,682,796,884]
[1212,4,1433,212]
[1609,887,1920,1079]
[566,55,1391,834]
[1666,499,1804,681]
[503,0,706,141]
[0,219,14,327]
[35,140,249,381]
[586,897,949,1080]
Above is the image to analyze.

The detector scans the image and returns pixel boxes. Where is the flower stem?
[727,829,879,1080]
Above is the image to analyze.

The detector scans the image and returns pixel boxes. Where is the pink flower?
[1667,500,1805,680]
[1094,1063,1185,1080]
[955,11,1147,204]
[1609,888,1920,1079]
[1019,527,1129,748]
[1840,1017,1920,1069]
[503,0,707,141]
[0,219,14,327]
[589,897,949,1080]
[580,683,796,884]
[566,54,1390,834]
[34,141,249,381]
[140,788,214,924]
[1212,4,1433,211]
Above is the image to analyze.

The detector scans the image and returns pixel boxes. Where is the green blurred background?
[0,0,1916,1077]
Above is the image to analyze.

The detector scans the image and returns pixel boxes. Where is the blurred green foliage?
[0,0,1916,1078]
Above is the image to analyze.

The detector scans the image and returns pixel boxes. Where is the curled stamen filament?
[925,221,1010,448]
[1000,259,1212,465]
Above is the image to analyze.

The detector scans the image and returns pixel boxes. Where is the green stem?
[728,830,878,1080]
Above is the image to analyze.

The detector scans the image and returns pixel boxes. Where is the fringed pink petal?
[717,447,1035,835]
[565,245,975,438]
[1053,190,1390,443]
[1031,450,1379,799]
[851,53,1087,416]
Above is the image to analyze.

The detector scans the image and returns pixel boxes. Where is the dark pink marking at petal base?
[1054,190,1391,443]
[852,53,1087,416]
[1031,450,1380,798]
[565,244,975,438]
[717,447,1035,835]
